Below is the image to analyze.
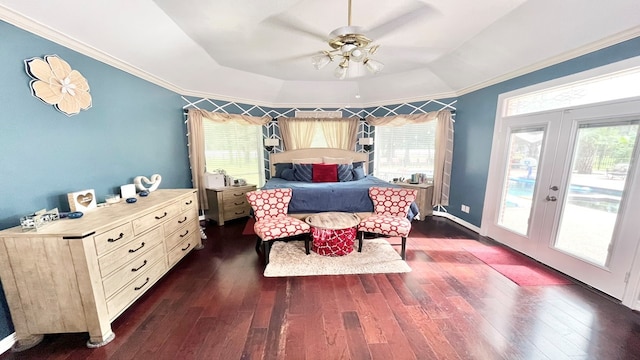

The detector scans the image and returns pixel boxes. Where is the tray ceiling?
[1,0,639,107]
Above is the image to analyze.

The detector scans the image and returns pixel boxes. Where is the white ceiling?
[1,0,639,107]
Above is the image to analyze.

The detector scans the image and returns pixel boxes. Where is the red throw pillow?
[312,164,338,182]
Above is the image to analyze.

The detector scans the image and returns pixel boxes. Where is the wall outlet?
[461,205,470,213]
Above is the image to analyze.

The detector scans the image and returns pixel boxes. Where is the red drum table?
[305,212,360,256]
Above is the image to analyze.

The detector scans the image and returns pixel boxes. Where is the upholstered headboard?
[270,148,368,175]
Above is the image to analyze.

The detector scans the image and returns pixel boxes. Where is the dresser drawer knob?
[234,202,244,206]
[154,212,168,220]
[178,216,188,224]
[235,210,245,215]
[182,243,191,251]
[233,193,244,197]
[185,200,193,205]
[131,260,148,272]
[134,277,150,291]
[107,233,124,243]
[180,230,189,238]
[128,242,145,253]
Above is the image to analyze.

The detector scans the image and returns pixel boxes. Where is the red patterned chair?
[246,188,311,264]
[357,187,418,260]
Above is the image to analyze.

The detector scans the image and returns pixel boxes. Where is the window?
[203,120,264,187]
[309,122,328,148]
[505,66,640,116]
[373,121,436,181]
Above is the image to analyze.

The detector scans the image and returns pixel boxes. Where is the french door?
[483,99,640,299]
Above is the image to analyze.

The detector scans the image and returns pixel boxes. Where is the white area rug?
[264,238,411,277]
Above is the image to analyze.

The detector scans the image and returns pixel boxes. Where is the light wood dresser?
[205,184,256,225]
[392,182,434,220]
[0,189,200,350]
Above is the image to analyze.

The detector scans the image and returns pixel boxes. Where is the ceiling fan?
[268,0,435,80]
[311,0,384,79]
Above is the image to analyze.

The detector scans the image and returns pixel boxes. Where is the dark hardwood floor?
[2,216,640,359]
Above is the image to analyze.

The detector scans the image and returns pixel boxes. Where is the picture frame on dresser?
[0,189,201,351]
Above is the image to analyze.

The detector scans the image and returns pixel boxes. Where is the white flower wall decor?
[24,55,92,116]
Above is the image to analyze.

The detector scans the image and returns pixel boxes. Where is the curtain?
[432,111,454,207]
[186,109,270,211]
[187,109,208,210]
[366,110,454,208]
[320,118,358,150]
[278,118,316,150]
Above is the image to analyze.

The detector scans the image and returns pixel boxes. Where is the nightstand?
[205,184,256,225]
[392,182,434,220]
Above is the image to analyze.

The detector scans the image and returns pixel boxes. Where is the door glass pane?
[554,122,639,266]
[498,129,544,235]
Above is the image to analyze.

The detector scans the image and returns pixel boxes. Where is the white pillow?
[323,156,352,164]
[291,157,323,164]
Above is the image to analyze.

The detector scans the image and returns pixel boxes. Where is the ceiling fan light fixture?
[334,65,348,80]
[350,48,366,62]
[340,43,357,54]
[312,52,333,70]
[364,58,384,74]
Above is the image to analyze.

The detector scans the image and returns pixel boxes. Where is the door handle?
[545,195,557,202]
[549,185,559,191]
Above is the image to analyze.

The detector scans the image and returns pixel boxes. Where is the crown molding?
[0,5,184,93]
[3,4,639,108]
[456,26,640,97]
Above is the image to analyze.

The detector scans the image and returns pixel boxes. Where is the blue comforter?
[262,176,419,221]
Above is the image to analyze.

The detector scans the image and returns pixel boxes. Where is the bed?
[264,148,419,220]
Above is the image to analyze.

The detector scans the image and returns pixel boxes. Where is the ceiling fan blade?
[365,2,438,40]
[276,51,323,63]
[263,13,329,43]
[379,45,445,63]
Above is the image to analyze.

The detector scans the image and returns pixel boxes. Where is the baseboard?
[0,333,15,354]
[433,211,482,234]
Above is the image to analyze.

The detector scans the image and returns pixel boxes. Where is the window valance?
[188,109,270,126]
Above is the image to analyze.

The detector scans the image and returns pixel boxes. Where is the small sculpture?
[134,174,162,192]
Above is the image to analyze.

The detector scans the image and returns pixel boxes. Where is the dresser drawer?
[167,231,197,267]
[132,202,180,235]
[223,204,251,220]
[98,226,163,278]
[180,192,197,212]
[222,187,251,202]
[106,259,167,319]
[164,209,198,237]
[165,219,197,251]
[222,194,249,209]
[102,243,165,299]
[93,222,135,257]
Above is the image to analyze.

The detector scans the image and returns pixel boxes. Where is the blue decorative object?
[126,197,137,203]
[68,211,83,219]
[139,191,149,197]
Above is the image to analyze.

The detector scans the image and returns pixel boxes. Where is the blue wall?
[449,37,640,226]
[2,12,640,345]
[0,20,190,339]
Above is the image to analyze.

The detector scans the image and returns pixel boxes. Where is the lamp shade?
[264,138,279,147]
[334,65,348,80]
[364,58,384,74]
[350,48,366,62]
[358,137,374,145]
[312,53,332,70]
